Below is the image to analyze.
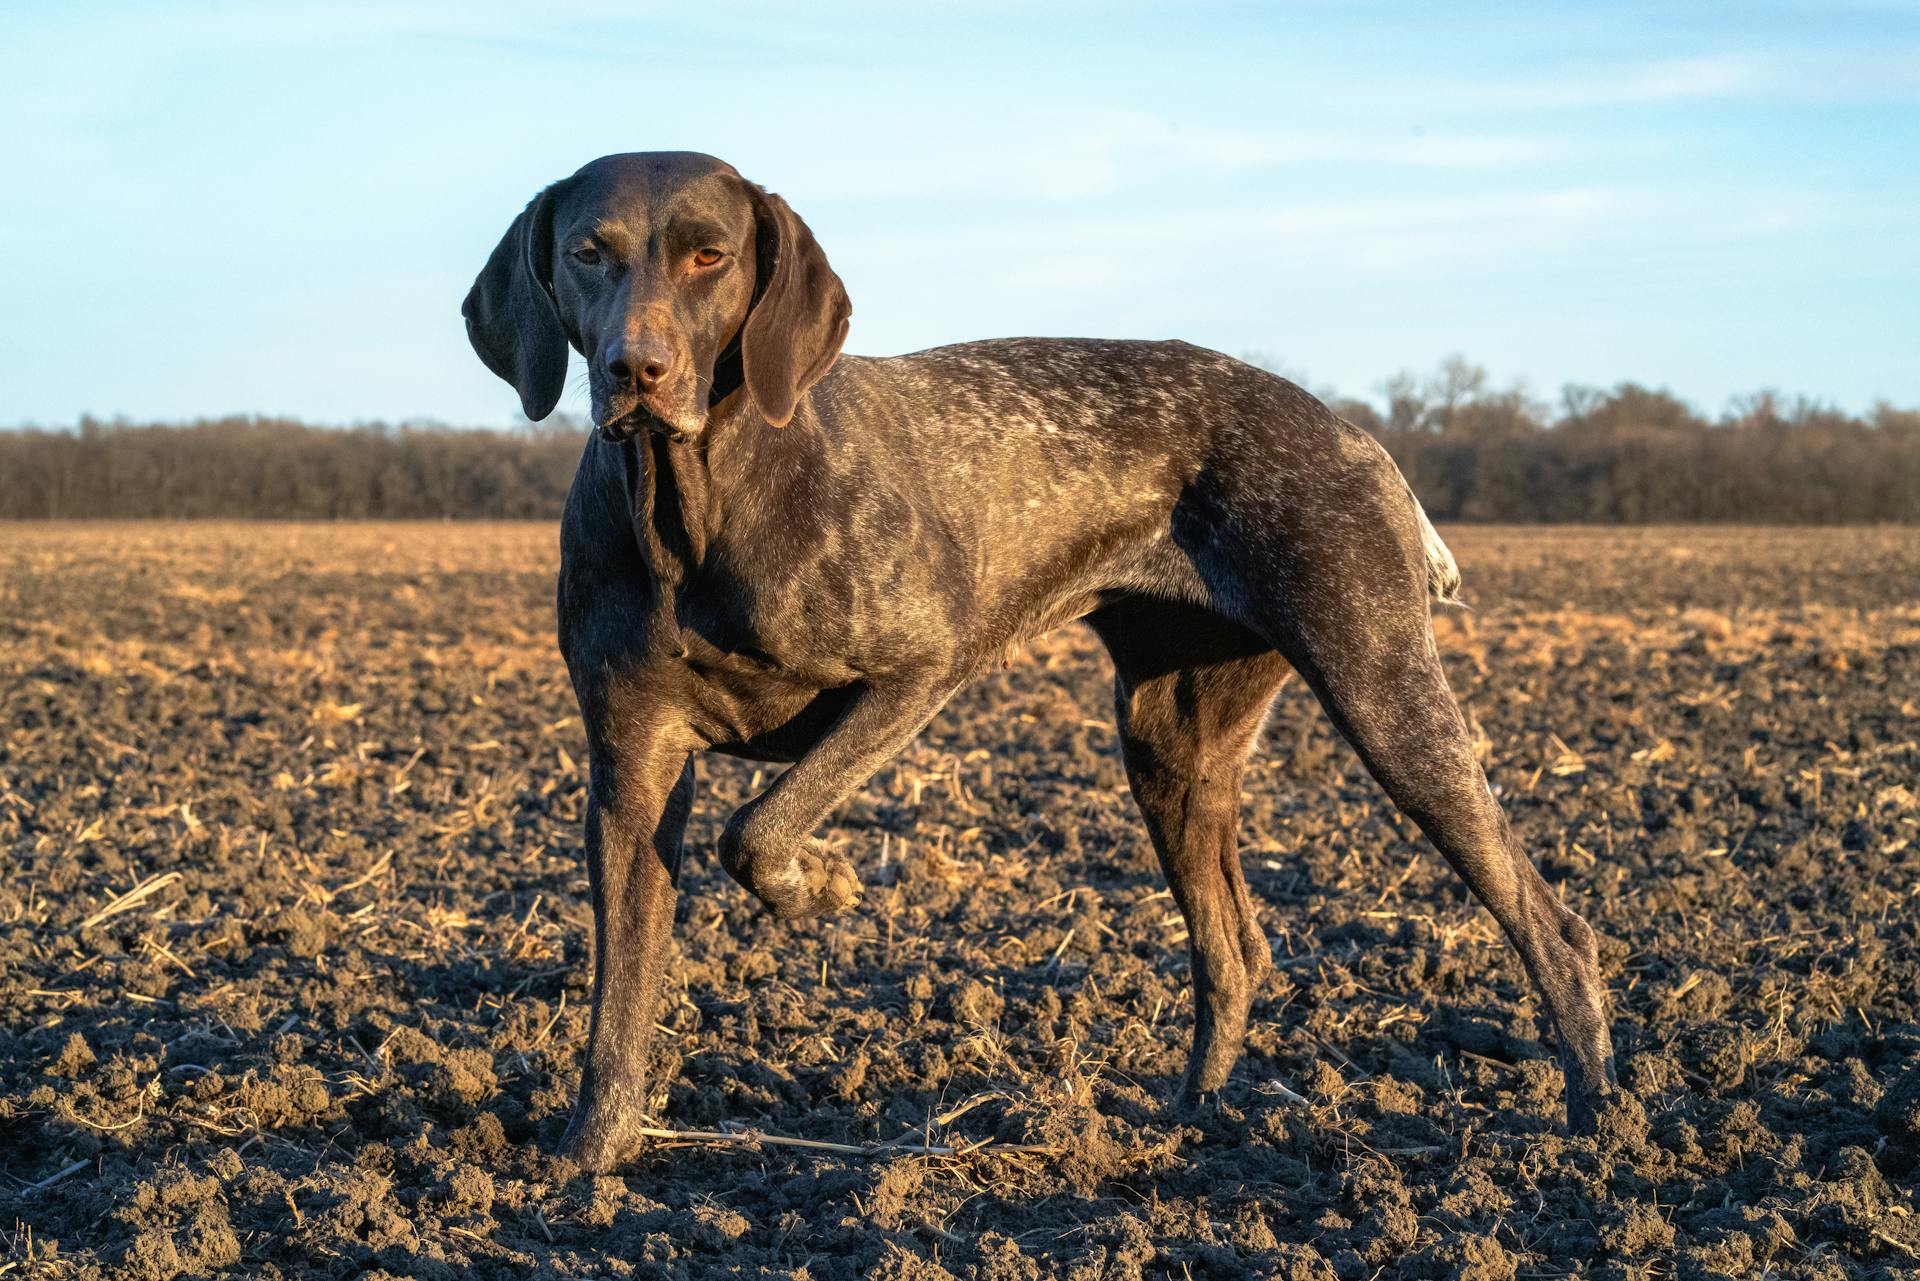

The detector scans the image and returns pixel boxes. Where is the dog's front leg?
[720,673,957,919]
[560,735,694,1172]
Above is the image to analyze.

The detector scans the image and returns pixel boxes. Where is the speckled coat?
[463,152,1615,1173]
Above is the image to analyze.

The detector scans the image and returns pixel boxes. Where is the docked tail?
[1409,485,1463,606]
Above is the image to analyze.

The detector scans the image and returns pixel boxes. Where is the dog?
[462,151,1617,1171]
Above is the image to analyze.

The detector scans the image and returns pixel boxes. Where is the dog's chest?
[659,567,864,693]
[660,601,855,758]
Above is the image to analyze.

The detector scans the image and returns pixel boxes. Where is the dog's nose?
[607,343,673,395]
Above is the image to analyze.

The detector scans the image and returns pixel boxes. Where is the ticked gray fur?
[462,151,1616,1172]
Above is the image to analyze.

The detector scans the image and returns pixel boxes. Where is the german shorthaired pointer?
[463,151,1617,1171]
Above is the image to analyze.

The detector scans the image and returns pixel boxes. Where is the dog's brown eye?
[571,247,601,266]
[693,248,724,267]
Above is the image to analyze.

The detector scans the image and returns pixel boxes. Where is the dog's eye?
[571,247,602,266]
[693,248,724,267]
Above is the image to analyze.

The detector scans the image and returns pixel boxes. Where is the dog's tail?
[1408,482,1463,607]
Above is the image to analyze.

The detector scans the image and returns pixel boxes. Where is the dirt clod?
[49,1031,96,1079]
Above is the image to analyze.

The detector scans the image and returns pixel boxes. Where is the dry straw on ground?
[1,522,1917,1280]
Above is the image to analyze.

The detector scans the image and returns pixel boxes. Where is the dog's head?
[463,152,851,440]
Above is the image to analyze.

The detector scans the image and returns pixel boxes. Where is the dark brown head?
[462,151,851,440]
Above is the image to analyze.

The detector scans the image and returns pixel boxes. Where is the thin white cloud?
[1443,55,1763,112]
[1015,114,1567,194]
[841,183,1852,294]
[1603,54,1761,105]
[818,111,1564,203]
[1440,49,1920,113]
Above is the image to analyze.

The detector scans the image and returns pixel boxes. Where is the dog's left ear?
[742,186,851,428]
[462,185,568,421]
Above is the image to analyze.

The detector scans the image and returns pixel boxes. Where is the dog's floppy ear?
[462,186,568,421]
[742,186,851,428]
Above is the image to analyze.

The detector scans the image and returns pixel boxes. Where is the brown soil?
[2,522,1917,1280]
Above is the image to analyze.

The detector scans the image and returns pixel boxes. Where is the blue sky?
[2,0,1916,427]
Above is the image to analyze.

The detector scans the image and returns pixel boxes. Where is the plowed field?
[3,523,1917,1280]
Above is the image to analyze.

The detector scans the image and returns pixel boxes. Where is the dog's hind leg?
[1203,436,1618,1131]
[1088,600,1294,1105]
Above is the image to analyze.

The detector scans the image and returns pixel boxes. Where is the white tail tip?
[1413,494,1463,606]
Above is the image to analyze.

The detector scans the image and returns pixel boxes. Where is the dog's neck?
[626,431,709,581]
[624,388,819,585]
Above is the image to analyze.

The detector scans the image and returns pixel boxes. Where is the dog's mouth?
[592,361,721,443]
[595,408,658,443]
[596,402,702,444]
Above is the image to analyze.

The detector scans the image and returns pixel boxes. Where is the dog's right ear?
[741,186,851,429]
[462,186,567,421]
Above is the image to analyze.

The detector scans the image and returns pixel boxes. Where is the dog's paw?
[764,840,862,920]
[557,1106,648,1173]
[1561,1044,1619,1139]
[1568,1085,1643,1148]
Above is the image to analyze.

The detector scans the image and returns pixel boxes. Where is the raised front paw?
[765,839,863,920]
[720,814,865,919]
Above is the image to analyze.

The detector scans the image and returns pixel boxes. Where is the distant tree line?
[0,416,585,520]
[1308,357,1919,524]
[2,361,1915,522]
